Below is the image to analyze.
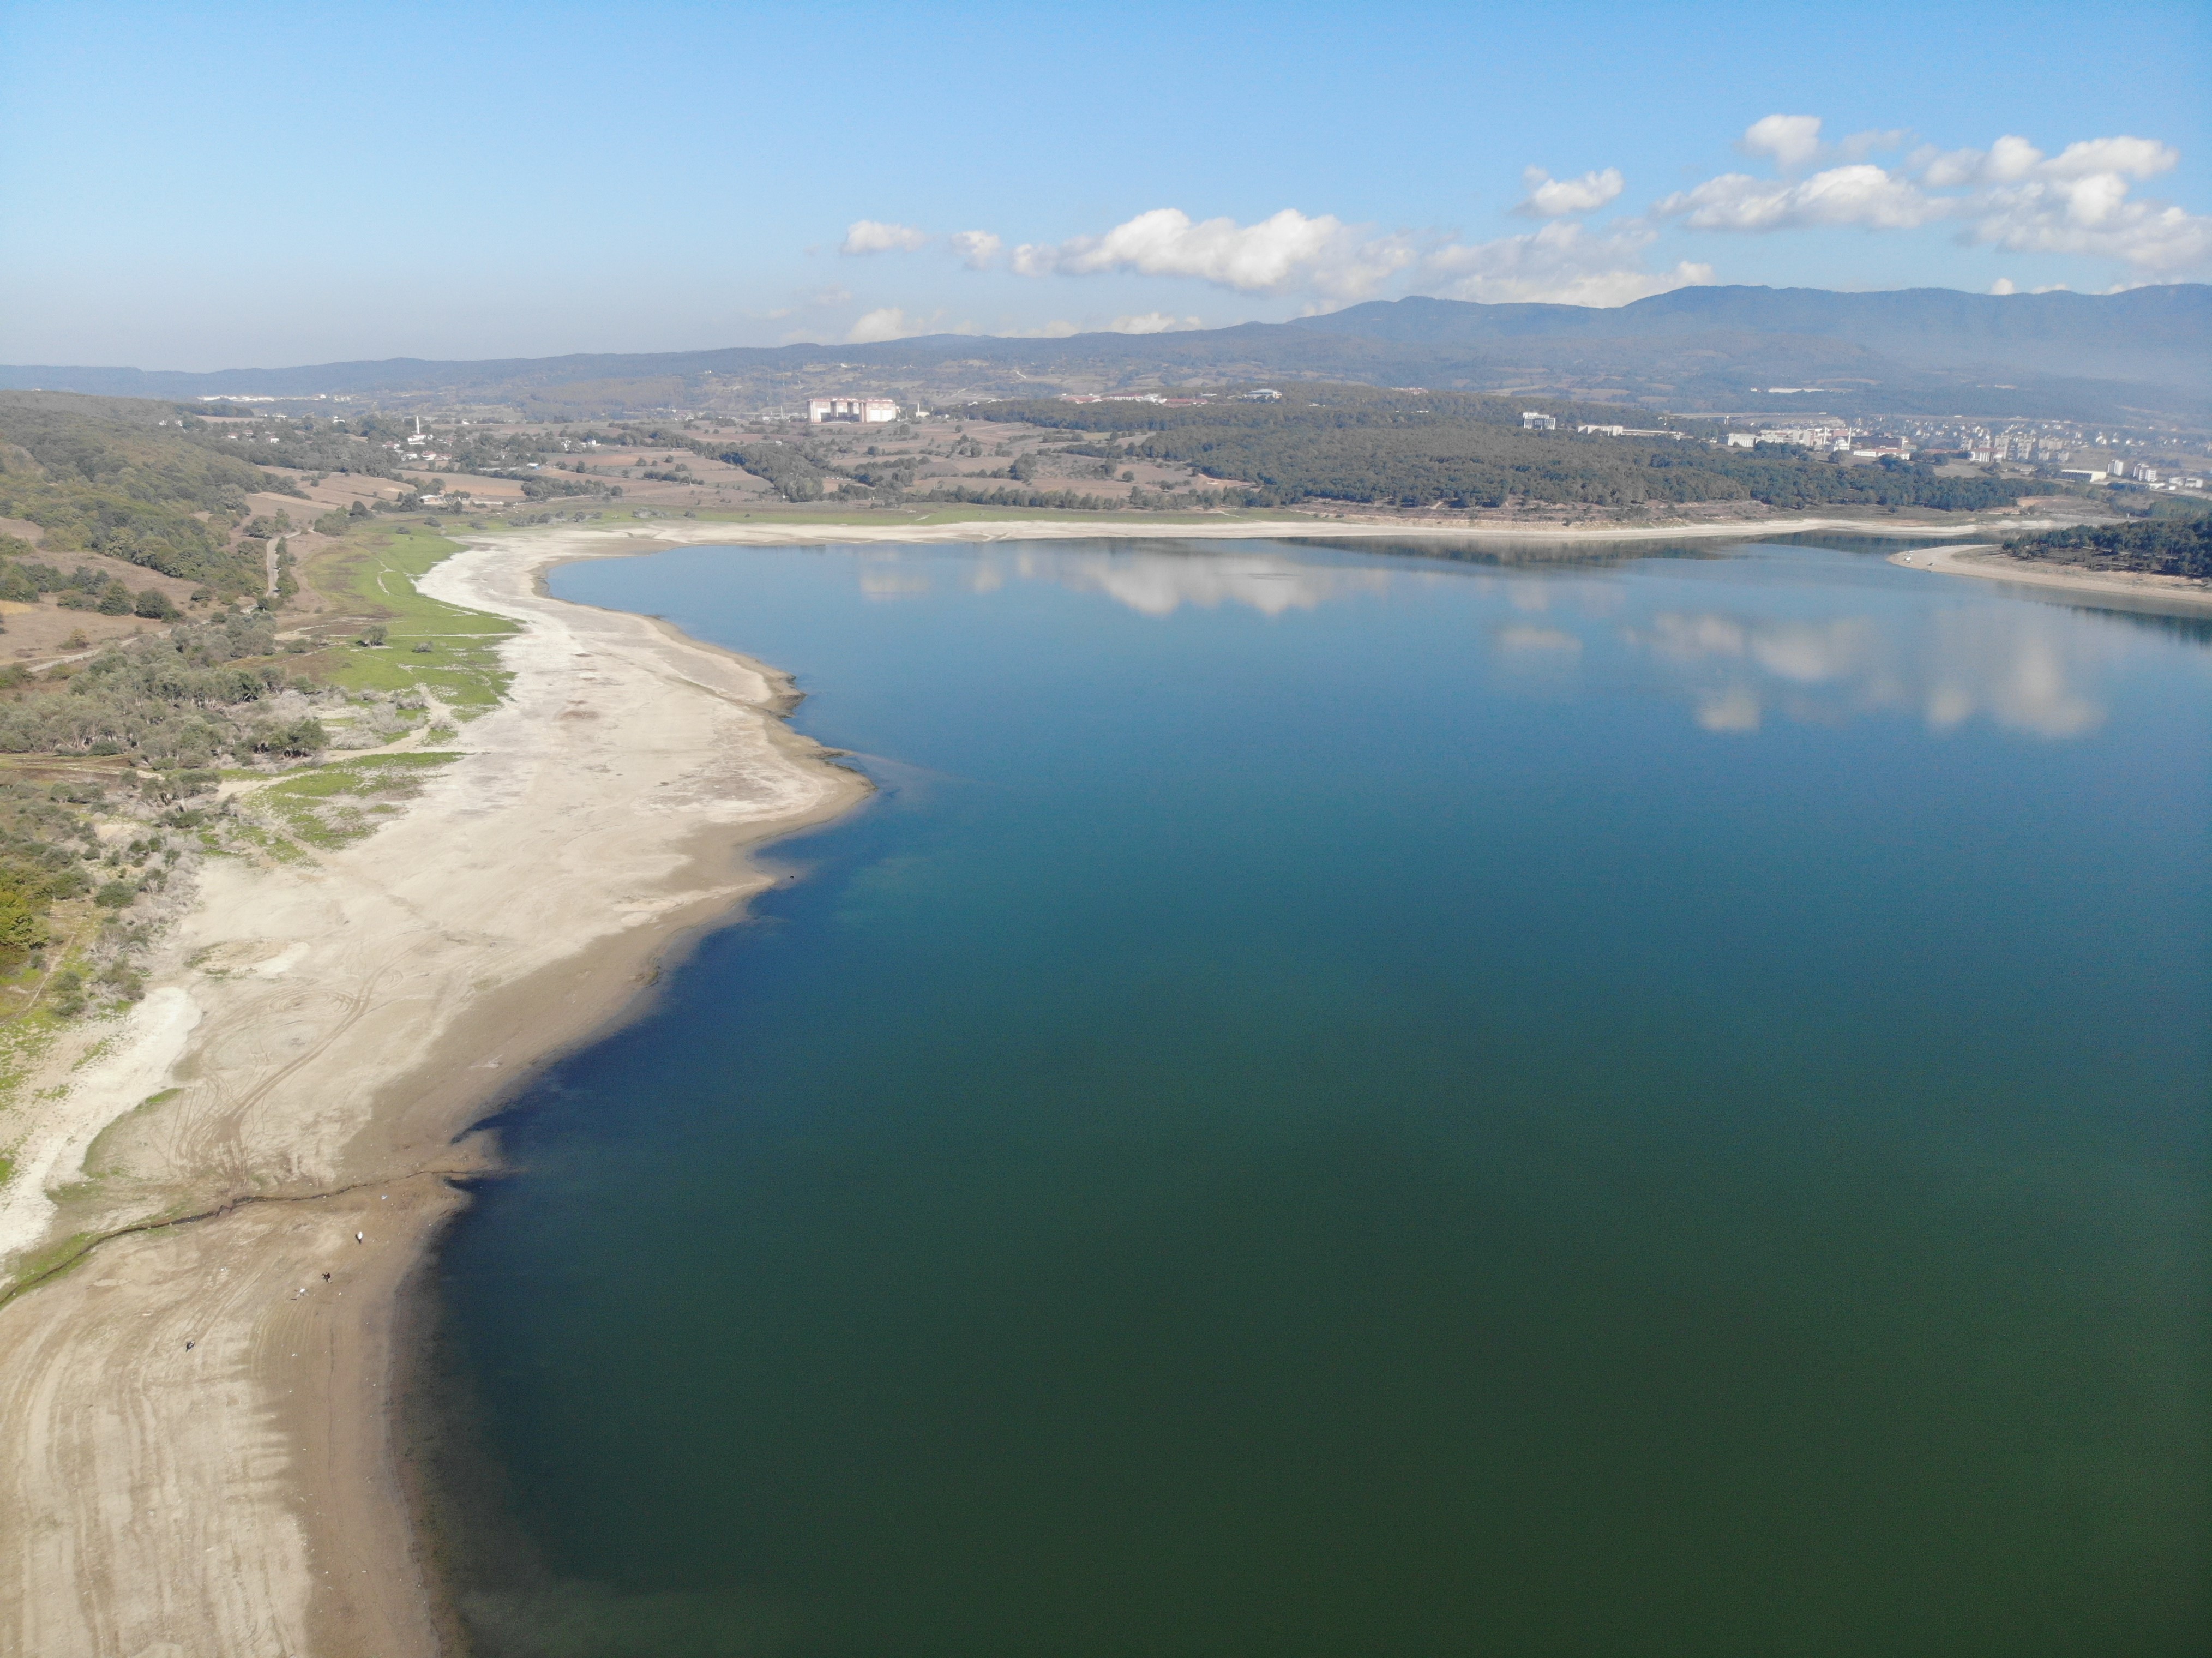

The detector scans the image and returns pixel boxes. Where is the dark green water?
[434,538,2210,1657]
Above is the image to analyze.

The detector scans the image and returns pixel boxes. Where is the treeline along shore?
[959,388,2033,514]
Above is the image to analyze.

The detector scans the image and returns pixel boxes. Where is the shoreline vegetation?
[0,407,2202,1651]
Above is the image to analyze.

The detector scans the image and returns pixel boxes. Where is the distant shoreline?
[1888,543,2212,613]
[518,506,2034,549]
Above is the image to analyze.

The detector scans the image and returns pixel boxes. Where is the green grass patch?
[302,525,516,711]
[230,822,312,863]
[1,1229,97,1301]
[256,752,460,848]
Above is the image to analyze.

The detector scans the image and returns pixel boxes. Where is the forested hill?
[5,285,2205,424]
[0,392,293,597]
[1291,285,2210,391]
[966,388,2029,514]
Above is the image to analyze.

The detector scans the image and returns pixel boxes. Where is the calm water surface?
[435,538,2209,1657]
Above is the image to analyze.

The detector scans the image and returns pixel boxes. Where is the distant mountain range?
[7,285,2206,425]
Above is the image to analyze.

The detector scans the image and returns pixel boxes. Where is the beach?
[1888,541,2212,610]
[0,505,2186,1656]
[0,520,866,1656]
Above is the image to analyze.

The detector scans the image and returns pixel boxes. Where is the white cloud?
[1110,312,1203,333]
[1990,277,2017,295]
[1968,175,2211,273]
[2042,135,2177,180]
[1737,115,1910,172]
[905,119,2199,321]
[1010,207,1413,300]
[994,313,1205,338]
[1921,133,2177,188]
[1415,219,1712,307]
[845,306,935,343]
[840,219,929,256]
[1918,134,2202,271]
[1664,121,2209,276]
[1655,164,1939,231]
[1516,166,1625,218]
[1739,114,1825,171]
[949,230,1001,269]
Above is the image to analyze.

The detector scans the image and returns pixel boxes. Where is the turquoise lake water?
[433,537,2209,1657]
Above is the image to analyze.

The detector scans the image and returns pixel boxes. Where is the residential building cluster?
[1576,423,1690,441]
[1059,393,1210,406]
[2096,458,2207,490]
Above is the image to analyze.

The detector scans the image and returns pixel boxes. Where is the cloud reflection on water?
[1014,547,1394,617]
[851,544,2129,740]
[1497,624,1584,656]
[851,546,1399,617]
[1624,605,2112,738]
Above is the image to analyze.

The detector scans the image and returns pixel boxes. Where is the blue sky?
[2,0,2206,369]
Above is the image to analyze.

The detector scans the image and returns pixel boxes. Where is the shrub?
[250,717,327,757]
[99,961,145,1001]
[0,889,48,954]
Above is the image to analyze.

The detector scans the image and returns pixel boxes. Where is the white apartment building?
[1520,411,1557,431]
[808,397,899,424]
[1757,425,1850,449]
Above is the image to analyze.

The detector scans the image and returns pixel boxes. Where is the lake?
[430,536,2209,1657]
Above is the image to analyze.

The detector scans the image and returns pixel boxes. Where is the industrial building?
[808,397,899,424]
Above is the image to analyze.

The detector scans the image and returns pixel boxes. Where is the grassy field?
[257,751,460,850]
[294,523,516,713]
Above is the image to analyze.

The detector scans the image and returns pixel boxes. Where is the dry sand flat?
[0,505,2090,1655]
[0,521,865,1658]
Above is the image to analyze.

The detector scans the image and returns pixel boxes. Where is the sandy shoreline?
[626,508,2035,548]
[0,504,2138,1655]
[0,521,867,1657]
[1887,542,2212,612]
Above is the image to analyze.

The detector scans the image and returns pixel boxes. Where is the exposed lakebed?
[432,537,2208,1656]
